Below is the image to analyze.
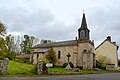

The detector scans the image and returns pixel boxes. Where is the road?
[0,73,120,80]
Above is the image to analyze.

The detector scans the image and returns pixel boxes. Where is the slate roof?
[95,39,118,50]
[32,40,77,48]
[80,13,88,29]
[15,54,30,59]
[33,49,50,53]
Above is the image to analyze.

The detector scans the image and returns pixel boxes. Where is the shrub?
[36,58,48,74]
[0,56,4,60]
[38,58,49,64]
[96,55,111,69]
[62,62,74,68]
[69,62,74,68]
[45,48,57,65]
[63,63,68,68]
[42,62,48,74]
[15,59,31,64]
[76,66,83,70]
[96,61,106,69]
[118,59,120,66]
[6,51,15,60]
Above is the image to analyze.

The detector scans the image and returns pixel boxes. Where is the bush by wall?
[96,61,106,69]
[62,62,74,68]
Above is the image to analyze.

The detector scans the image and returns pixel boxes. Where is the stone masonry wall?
[53,46,77,66]
[0,58,9,74]
[78,42,94,68]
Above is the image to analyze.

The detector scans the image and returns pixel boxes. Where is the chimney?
[92,40,94,43]
[113,42,116,45]
[75,37,77,40]
[107,36,111,42]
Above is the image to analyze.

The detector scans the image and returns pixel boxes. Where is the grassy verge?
[0,61,120,77]
[0,60,3,62]
[48,67,98,75]
[48,67,120,75]
[0,60,37,77]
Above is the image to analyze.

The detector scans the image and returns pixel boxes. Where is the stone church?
[32,13,96,69]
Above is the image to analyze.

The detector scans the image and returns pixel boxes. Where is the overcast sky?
[0,0,120,57]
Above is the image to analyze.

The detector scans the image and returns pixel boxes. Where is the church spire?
[81,13,88,29]
[78,12,90,40]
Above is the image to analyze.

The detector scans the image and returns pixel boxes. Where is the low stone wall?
[106,64,116,70]
[0,58,9,74]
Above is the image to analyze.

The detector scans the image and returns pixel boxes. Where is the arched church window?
[37,54,39,58]
[84,49,87,52]
[80,30,85,38]
[58,51,61,59]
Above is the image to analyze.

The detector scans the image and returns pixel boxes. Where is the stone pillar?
[82,50,93,69]
[83,51,87,69]
[0,62,3,73]
[87,53,93,69]
[93,53,96,68]
[73,52,78,67]
[3,58,9,73]
[0,58,9,74]
[37,60,43,74]
[37,60,48,74]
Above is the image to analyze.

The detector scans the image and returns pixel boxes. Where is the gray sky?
[0,0,120,57]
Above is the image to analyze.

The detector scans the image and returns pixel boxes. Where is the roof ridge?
[95,39,118,50]
[33,40,77,48]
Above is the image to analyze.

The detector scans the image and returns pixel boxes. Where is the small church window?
[58,51,61,59]
[80,30,85,38]
[84,49,87,52]
[37,54,39,58]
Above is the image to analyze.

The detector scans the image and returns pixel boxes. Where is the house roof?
[15,54,30,59]
[95,38,118,50]
[33,48,50,53]
[32,40,77,48]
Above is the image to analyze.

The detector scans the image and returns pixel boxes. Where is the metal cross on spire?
[83,10,85,13]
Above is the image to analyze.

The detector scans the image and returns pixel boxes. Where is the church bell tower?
[77,12,95,69]
[78,13,90,40]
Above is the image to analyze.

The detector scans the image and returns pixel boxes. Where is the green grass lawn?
[1,61,119,76]
[48,67,71,72]
[7,61,100,76]
[49,67,120,75]
[7,61,100,75]
[8,61,36,75]
[48,67,100,75]
[0,60,3,62]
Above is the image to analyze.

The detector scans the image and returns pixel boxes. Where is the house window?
[58,51,61,59]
